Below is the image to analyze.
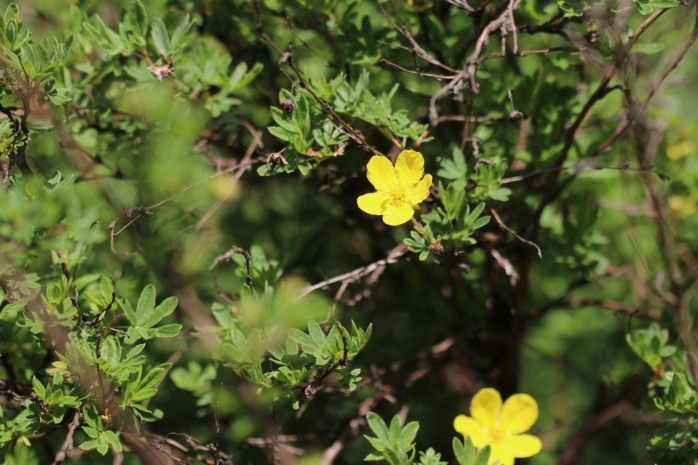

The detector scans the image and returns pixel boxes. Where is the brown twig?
[194,119,263,231]
[209,245,253,289]
[319,336,455,465]
[299,244,407,298]
[557,401,630,465]
[257,29,381,155]
[429,0,521,126]
[624,1,698,387]
[535,9,667,215]
[377,2,457,73]
[51,411,80,465]
[489,207,542,258]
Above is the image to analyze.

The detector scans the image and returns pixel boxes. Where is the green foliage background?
[2,0,698,464]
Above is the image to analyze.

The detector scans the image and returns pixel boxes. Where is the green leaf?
[307,320,326,348]
[100,336,122,367]
[153,323,182,338]
[288,328,315,349]
[130,387,158,402]
[366,412,390,442]
[169,14,191,51]
[99,275,115,302]
[81,427,99,440]
[150,19,170,53]
[271,106,299,133]
[83,15,128,56]
[664,372,697,412]
[5,20,17,46]
[126,364,169,403]
[453,436,476,465]
[31,377,46,400]
[365,434,388,453]
[471,216,491,230]
[474,445,491,465]
[488,187,512,202]
[440,182,466,222]
[228,62,263,92]
[556,0,590,17]
[267,125,294,142]
[141,295,178,328]
[437,145,468,184]
[211,302,236,328]
[136,327,158,341]
[632,0,679,14]
[102,430,123,452]
[399,421,420,449]
[326,325,343,355]
[52,406,66,424]
[96,436,108,455]
[365,452,386,461]
[418,448,447,465]
[389,415,402,443]
[79,438,100,451]
[384,448,404,465]
[136,284,156,324]
[292,93,311,137]
[4,3,19,20]
[82,408,101,430]
[125,343,146,361]
[125,0,147,38]
[466,203,486,223]
[632,42,665,55]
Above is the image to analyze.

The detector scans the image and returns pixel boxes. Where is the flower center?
[388,184,407,206]
[488,425,507,443]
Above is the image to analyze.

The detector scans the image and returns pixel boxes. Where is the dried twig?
[300,244,407,298]
[489,207,542,258]
[209,245,253,289]
[558,401,631,465]
[319,336,455,465]
[194,119,263,231]
[51,411,80,465]
[429,0,521,126]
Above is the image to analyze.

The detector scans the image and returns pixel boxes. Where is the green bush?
[1,0,698,464]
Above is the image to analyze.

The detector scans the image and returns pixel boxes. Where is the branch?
[557,401,630,465]
[257,28,381,155]
[429,0,521,126]
[52,411,80,465]
[299,244,407,298]
[629,2,698,387]
[194,119,263,231]
[531,9,668,219]
[489,207,542,258]
[209,245,253,289]
[319,336,455,465]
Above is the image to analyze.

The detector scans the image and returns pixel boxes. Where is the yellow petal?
[500,394,538,434]
[453,415,490,448]
[366,156,397,192]
[405,174,432,206]
[357,192,387,215]
[395,149,425,187]
[471,388,502,430]
[497,434,542,459]
[488,445,515,465]
[382,202,414,226]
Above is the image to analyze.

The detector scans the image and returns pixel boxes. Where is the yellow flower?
[357,150,432,226]
[667,139,694,161]
[454,388,542,465]
[669,195,697,217]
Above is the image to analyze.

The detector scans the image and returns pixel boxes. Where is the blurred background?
[3,0,698,464]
